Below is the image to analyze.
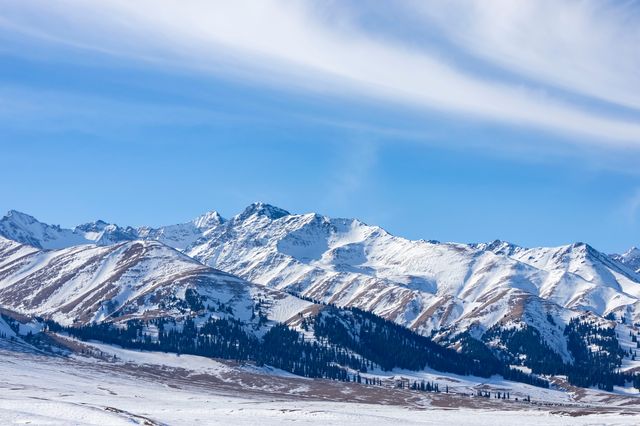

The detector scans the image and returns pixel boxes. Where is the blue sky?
[1,0,640,253]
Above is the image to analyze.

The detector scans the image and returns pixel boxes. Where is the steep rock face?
[0,237,310,327]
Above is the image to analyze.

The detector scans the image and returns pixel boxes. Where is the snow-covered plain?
[2,338,640,425]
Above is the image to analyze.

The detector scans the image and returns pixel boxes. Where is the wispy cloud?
[409,0,640,110]
[1,0,640,145]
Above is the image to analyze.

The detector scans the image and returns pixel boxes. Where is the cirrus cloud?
[1,0,639,146]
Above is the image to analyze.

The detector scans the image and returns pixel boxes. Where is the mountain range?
[2,202,640,391]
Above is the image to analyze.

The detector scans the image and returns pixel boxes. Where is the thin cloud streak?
[1,0,640,145]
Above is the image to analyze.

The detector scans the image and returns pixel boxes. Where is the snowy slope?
[0,236,310,327]
[490,242,640,317]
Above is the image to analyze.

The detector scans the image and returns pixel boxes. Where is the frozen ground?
[1,338,640,425]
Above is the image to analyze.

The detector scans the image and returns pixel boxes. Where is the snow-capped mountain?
[0,210,142,249]
[0,209,225,251]
[167,203,640,364]
[177,205,639,332]
[1,203,639,363]
[0,236,310,327]
[0,210,90,249]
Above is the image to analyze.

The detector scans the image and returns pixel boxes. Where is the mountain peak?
[567,241,599,256]
[473,239,520,255]
[193,210,224,229]
[75,220,109,233]
[4,209,39,224]
[0,210,88,249]
[238,202,290,221]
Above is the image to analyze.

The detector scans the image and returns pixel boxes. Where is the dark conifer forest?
[42,305,549,388]
[8,297,640,393]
